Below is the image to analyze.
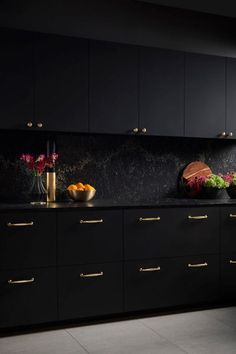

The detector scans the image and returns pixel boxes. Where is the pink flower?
[20,153,59,175]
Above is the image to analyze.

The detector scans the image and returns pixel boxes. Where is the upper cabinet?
[139,47,184,137]
[185,53,226,138]
[226,58,236,139]
[34,34,88,132]
[0,29,34,129]
[89,41,138,134]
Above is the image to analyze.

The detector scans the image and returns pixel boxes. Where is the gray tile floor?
[1,307,236,354]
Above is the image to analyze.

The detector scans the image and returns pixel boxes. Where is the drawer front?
[0,267,57,328]
[221,254,236,301]
[124,207,219,259]
[125,255,219,311]
[0,212,56,269]
[58,262,123,320]
[57,210,123,265]
[220,207,236,253]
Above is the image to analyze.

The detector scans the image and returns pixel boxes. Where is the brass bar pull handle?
[80,272,104,278]
[7,222,34,227]
[229,214,236,218]
[230,260,236,264]
[139,217,161,222]
[80,219,103,224]
[8,277,35,285]
[139,267,161,272]
[188,215,208,220]
[188,262,208,268]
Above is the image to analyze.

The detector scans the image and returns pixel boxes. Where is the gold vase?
[46,172,56,202]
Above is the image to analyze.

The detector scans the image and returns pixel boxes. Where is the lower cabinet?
[0,267,57,328]
[221,255,236,301]
[58,262,123,320]
[125,255,219,312]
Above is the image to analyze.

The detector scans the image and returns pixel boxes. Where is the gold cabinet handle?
[229,214,236,218]
[220,131,227,138]
[80,219,103,224]
[26,121,33,128]
[139,267,161,272]
[141,128,147,133]
[80,272,103,278]
[230,260,236,264]
[228,132,233,138]
[139,217,161,222]
[132,128,139,133]
[188,262,208,268]
[8,277,35,285]
[188,215,208,220]
[7,222,34,227]
[37,122,43,128]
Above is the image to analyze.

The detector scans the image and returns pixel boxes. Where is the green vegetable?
[204,174,229,189]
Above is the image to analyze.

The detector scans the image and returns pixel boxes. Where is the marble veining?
[0,130,236,203]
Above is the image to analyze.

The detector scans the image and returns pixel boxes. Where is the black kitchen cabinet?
[0,29,34,130]
[185,53,225,138]
[58,262,123,320]
[89,40,138,134]
[226,58,236,138]
[220,207,236,254]
[0,267,57,328]
[124,207,219,260]
[125,255,219,311]
[0,212,56,270]
[221,255,236,301]
[34,33,88,132]
[57,210,123,265]
[139,47,184,136]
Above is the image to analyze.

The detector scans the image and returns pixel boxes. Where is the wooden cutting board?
[182,161,212,182]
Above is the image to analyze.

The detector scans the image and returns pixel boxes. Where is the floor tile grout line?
[65,329,90,354]
[140,320,189,354]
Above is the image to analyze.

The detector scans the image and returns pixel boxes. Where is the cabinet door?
[58,263,123,320]
[57,210,123,265]
[185,53,225,138]
[226,58,236,138]
[124,207,219,260]
[221,255,236,301]
[125,255,219,312]
[89,40,138,134]
[0,268,57,328]
[0,212,56,269]
[35,33,88,132]
[139,47,184,136]
[220,207,236,254]
[0,29,33,129]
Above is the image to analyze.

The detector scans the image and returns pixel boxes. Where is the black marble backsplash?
[0,130,236,203]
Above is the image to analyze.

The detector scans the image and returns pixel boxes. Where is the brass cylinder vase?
[46,171,56,202]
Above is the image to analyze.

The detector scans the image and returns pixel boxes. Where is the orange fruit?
[84,184,95,191]
[67,184,77,191]
[76,182,85,190]
[77,187,84,191]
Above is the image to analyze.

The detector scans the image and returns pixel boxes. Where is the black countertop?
[1,198,236,211]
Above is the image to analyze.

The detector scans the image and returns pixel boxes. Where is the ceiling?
[137,0,236,19]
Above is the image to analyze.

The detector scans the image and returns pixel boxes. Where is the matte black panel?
[0,29,33,129]
[58,262,123,320]
[89,40,138,134]
[185,53,225,138]
[0,212,56,270]
[124,207,219,260]
[220,207,236,254]
[35,33,88,132]
[221,254,236,300]
[0,267,57,328]
[139,47,184,136]
[226,58,236,137]
[57,210,123,265]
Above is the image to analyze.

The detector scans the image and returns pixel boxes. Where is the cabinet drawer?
[58,262,123,320]
[124,207,219,259]
[221,255,236,301]
[0,267,57,328]
[0,212,56,269]
[57,210,123,265]
[125,255,219,312]
[220,207,236,253]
